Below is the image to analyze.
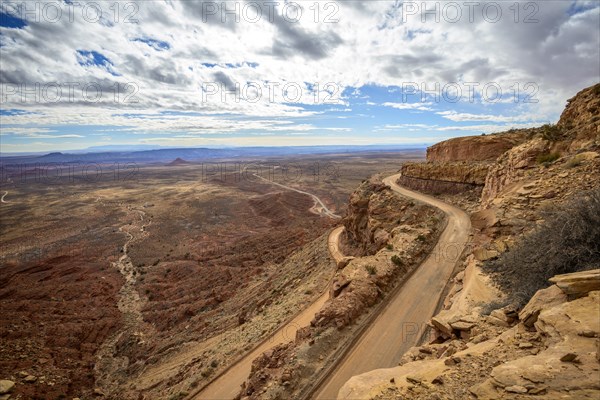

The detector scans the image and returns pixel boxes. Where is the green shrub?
[365,265,377,275]
[482,189,600,306]
[565,155,583,168]
[536,152,560,165]
[391,255,403,267]
[540,124,563,141]
[386,244,393,250]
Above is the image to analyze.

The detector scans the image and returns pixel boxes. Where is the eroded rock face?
[343,179,408,256]
[399,162,490,195]
[558,83,600,151]
[480,136,550,206]
[426,131,528,162]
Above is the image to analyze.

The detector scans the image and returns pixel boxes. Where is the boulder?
[336,256,354,270]
[519,284,567,327]
[0,380,15,395]
[431,310,457,336]
[330,275,352,298]
[549,269,600,299]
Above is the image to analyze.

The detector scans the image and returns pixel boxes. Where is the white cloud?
[382,102,434,111]
[436,111,544,123]
[0,0,598,148]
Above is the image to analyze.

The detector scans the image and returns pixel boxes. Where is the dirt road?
[1,191,8,203]
[252,174,341,219]
[192,227,345,400]
[312,173,471,400]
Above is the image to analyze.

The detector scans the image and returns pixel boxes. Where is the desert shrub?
[386,244,394,250]
[391,255,403,267]
[540,124,563,141]
[168,392,188,400]
[479,299,511,316]
[565,155,584,168]
[365,265,377,275]
[536,152,560,165]
[482,189,600,306]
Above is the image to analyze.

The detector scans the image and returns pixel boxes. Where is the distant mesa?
[167,157,193,166]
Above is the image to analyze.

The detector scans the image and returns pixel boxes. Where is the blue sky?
[1,1,599,152]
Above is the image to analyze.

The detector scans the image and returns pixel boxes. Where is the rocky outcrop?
[399,162,489,195]
[339,270,600,400]
[558,83,600,151]
[426,131,527,162]
[549,269,600,299]
[480,136,550,206]
[343,178,420,255]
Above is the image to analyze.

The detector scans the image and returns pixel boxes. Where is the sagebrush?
[483,188,600,306]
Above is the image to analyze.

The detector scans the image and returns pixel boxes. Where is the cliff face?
[400,130,528,197]
[343,179,411,256]
[399,162,489,195]
[481,84,600,207]
[558,83,600,150]
[426,131,528,162]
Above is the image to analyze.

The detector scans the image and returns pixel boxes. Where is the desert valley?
[1,84,599,400]
[1,1,600,399]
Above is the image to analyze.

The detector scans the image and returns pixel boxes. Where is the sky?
[0,0,599,152]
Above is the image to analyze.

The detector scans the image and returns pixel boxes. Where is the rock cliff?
[426,131,528,162]
[398,162,489,195]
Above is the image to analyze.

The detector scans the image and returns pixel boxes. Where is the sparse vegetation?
[479,299,511,316]
[168,392,188,400]
[483,189,600,306]
[536,152,560,165]
[539,123,563,142]
[565,154,584,168]
[365,265,377,275]
[386,243,393,250]
[391,255,403,267]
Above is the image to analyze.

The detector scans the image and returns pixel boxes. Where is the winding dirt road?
[192,173,470,399]
[252,174,342,219]
[311,173,471,399]
[192,226,346,400]
[1,191,8,203]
